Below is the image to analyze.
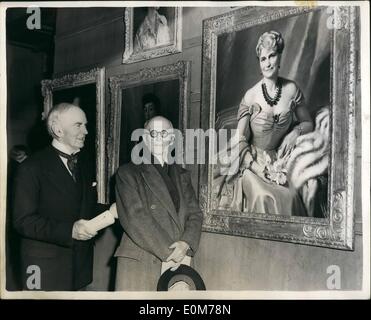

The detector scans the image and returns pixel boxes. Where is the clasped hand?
[165,241,190,271]
[277,129,299,159]
[72,219,97,240]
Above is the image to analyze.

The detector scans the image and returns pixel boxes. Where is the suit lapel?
[43,146,79,200]
[140,164,181,230]
[77,161,89,219]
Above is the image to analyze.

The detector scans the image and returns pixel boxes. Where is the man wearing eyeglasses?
[114,116,203,291]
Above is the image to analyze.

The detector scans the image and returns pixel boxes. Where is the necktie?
[54,148,79,181]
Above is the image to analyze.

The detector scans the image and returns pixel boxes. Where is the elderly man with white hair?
[114,116,203,291]
[13,102,108,291]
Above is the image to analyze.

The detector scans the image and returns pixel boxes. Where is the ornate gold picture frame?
[123,7,182,64]
[199,6,358,250]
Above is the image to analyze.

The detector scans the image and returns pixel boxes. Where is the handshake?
[72,203,118,241]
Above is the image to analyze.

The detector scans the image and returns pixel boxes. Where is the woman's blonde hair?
[256,31,285,58]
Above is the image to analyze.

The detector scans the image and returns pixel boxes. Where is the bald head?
[145,116,173,131]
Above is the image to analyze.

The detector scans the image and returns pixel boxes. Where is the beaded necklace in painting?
[262,78,282,107]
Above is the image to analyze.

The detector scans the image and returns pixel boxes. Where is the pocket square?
[92,182,97,187]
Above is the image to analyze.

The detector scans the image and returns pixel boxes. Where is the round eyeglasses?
[150,130,170,138]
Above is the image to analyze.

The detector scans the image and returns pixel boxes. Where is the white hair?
[46,103,78,139]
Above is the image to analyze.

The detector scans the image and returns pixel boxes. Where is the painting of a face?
[143,102,157,121]
[259,47,280,79]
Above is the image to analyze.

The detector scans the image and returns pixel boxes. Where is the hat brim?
[157,265,206,291]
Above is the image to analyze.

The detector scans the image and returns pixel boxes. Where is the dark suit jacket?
[12,145,102,291]
[114,162,203,290]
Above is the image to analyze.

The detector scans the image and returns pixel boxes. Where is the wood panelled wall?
[54,7,363,290]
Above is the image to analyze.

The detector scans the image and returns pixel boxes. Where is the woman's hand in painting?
[277,128,300,159]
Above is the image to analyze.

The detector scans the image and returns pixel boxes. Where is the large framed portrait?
[108,61,190,190]
[200,6,357,249]
[41,67,107,204]
[123,7,182,64]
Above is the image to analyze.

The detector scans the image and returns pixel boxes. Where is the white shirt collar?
[152,148,170,166]
[153,154,168,166]
[52,139,79,155]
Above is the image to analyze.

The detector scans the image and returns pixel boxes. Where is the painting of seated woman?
[213,30,329,218]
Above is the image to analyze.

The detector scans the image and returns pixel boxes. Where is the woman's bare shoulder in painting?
[280,77,301,98]
[241,81,261,106]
